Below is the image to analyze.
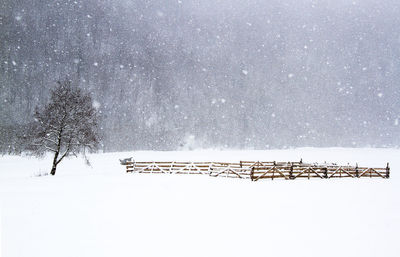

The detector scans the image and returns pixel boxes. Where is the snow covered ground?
[1,148,399,257]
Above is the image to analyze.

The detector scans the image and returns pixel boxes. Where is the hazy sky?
[1,0,400,150]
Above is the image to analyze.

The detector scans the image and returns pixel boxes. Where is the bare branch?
[43,137,58,145]
[56,145,70,165]
[44,146,58,153]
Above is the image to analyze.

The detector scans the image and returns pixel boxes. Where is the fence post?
[323,167,328,178]
[355,163,359,178]
[386,163,390,178]
[272,161,276,180]
[250,167,254,181]
[289,163,294,179]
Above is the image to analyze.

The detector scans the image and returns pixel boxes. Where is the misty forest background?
[1,0,399,152]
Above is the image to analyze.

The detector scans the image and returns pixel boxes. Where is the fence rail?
[122,159,390,180]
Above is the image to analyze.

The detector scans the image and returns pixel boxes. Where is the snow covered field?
[1,148,399,257]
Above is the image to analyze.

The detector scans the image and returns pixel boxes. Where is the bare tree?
[28,80,100,175]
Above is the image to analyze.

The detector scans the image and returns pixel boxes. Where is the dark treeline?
[1,0,400,152]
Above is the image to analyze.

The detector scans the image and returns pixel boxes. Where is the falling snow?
[0,0,399,151]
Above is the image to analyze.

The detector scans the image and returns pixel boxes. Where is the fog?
[1,0,399,151]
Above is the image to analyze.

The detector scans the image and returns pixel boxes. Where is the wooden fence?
[122,159,390,180]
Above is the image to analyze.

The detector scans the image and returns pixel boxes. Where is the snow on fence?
[122,159,390,180]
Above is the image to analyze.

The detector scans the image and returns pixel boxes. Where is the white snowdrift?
[1,148,399,257]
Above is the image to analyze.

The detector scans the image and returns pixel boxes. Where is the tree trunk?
[50,150,59,176]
